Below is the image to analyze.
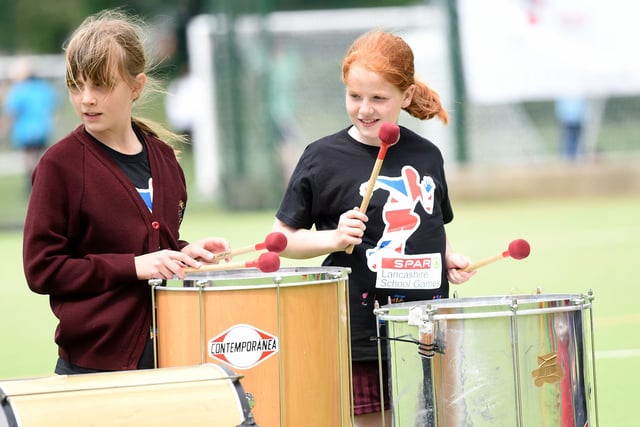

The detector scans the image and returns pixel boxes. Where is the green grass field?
[1,190,638,425]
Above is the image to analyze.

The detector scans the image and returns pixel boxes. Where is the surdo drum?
[375,292,599,427]
[150,267,352,427]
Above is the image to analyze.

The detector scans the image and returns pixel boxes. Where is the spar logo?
[208,324,279,370]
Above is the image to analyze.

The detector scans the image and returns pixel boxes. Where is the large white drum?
[375,292,599,427]
[150,266,352,427]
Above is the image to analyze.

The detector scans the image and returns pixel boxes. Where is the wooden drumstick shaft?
[211,232,287,260]
[462,251,508,272]
[183,259,259,274]
[345,155,386,255]
[212,243,261,260]
[345,123,399,255]
[462,239,531,272]
[183,252,281,274]
[359,158,384,214]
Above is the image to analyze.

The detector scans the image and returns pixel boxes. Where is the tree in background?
[0,0,417,55]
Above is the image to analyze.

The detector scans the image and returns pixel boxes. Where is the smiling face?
[344,64,414,146]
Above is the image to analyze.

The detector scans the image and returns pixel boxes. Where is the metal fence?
[186,5,640,208]
[2,5,639,212]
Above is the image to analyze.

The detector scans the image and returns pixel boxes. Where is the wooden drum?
[151,267,352,427]
[0,364,255,426]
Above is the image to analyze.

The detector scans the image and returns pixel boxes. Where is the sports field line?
[594,349,640,360]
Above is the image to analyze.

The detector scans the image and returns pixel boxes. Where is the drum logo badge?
[208,324,279,370]
[531,352,564,386]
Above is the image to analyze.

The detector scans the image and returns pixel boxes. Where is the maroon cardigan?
[23,125,189,371]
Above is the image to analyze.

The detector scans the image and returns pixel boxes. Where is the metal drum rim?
[376,293,592,321]
[181,266,349,280]
[152,266,351,291]
[379,293,586,309]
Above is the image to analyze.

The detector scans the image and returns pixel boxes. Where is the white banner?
[459,0,640,103]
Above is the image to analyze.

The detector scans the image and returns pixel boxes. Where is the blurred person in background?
[164,64,197,142]
[1,57,58,193]
[272,30,475,426]
[267,43,302,185]
[555,95,587,162]
[23,9,230,375]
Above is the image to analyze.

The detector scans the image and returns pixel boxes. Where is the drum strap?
[1,389,19,427]
[215,365,259,427]
[372,335,443,358]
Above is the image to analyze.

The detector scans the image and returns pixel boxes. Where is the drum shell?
[378,294,597,427]
[0,364,253,427]
[152,267,352,427]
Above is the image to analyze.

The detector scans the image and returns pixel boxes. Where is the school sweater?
[23,125,189,371]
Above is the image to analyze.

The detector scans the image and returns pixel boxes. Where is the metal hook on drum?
[409,305,438,358]
[374,304,444,359]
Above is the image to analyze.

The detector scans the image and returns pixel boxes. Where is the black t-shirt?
[276,126,453,360]
[88,128,153,210]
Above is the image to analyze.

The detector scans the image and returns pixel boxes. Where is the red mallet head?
[252,251,280,273]
[375,122,400,161]
[462,238,531,272]
[507,238,531,260]
[214,231,288,260]
[379,122,400,147]
[263,231,288,253]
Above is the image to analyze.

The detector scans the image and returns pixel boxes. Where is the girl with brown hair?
[23,9,230,375]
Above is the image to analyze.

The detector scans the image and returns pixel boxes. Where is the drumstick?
[184,251,281,274]
[345,122,400,255]
[212,232,287,260]
[462,238,531,272]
